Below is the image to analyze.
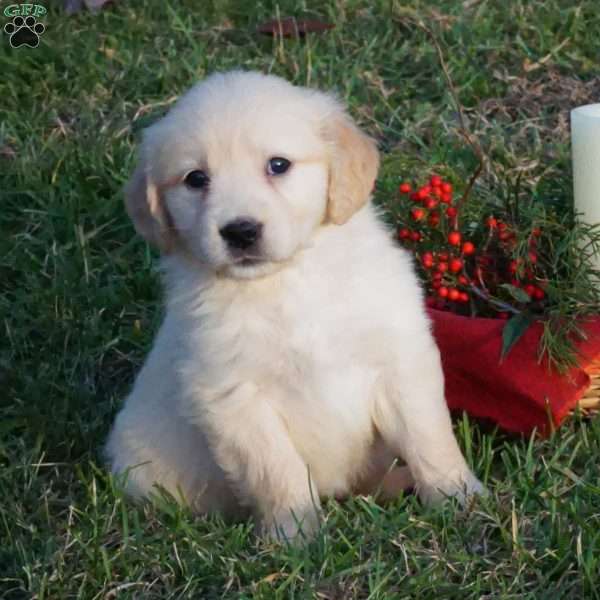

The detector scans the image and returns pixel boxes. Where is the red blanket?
[429,309,600,435]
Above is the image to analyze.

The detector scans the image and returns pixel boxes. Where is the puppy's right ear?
[125,163,173,253]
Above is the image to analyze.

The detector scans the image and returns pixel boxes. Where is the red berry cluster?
[397,175,476,310]
[477,218,546,304]
[398,176,456,240]
[396,174,547,317]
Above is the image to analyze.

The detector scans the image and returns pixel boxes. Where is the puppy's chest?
[238,296,343,377]
[194,287,378,399]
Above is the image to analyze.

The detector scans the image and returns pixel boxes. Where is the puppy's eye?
[184,170,210,189]
[267,157,291,176]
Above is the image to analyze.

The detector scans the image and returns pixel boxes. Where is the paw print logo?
[4,16,45,48]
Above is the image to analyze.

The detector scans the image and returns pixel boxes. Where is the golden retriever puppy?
[106,71,485,541]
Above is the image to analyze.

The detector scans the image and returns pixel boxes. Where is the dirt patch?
[479,68,600,143]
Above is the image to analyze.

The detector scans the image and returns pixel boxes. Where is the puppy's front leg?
[199,382,320,542]
[374,341,486,505]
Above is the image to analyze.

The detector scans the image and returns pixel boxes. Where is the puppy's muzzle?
[219,218,263,251]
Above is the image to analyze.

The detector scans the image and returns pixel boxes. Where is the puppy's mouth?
[238,257,263,267]
[225,252,288,279]
[231,254,265,267]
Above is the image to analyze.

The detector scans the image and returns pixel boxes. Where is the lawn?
[2,1,600,597]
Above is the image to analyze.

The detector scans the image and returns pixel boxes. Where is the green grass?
[2,1,600,597]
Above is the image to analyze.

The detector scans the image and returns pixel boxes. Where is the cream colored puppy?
[106,70,484,541]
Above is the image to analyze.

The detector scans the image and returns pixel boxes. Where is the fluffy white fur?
[106,71,485,541]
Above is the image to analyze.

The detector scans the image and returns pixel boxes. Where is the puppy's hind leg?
[353,436,415,502]
[373,339,486,506]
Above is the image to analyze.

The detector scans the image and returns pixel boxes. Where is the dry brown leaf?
[522,38,570,72]
[0,145,17,159]
[426,8,455,29]
[99,44,116,59]
[258,572,282,584]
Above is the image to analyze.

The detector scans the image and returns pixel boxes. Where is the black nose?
[219,218,263,250]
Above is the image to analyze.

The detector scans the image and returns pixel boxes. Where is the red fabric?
[428,309,600,435]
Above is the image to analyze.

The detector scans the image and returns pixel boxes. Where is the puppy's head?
[126,71,379,279]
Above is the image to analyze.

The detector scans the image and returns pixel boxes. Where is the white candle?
[571,104,600,271]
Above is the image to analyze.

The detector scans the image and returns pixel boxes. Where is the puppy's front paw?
[418,469,487,507]
[261,506,321,544]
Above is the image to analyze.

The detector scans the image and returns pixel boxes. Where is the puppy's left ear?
[325,115,380,225]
